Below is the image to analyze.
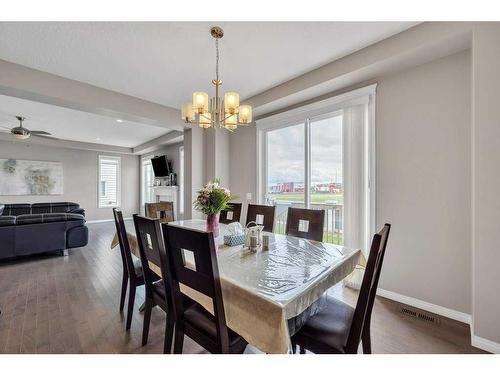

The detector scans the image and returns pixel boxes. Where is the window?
[257,85,376,253]
[141,158,156,213]
[98,155,121,208]
[266,123,306,233]
[179,146,184,216]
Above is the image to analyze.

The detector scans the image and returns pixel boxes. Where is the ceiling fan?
[0,116,56,140]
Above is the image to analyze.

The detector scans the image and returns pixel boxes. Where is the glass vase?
[206,213,220,237]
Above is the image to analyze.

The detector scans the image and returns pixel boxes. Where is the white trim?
[471,335,500,354]
[304,118,311,208]
[256,84,377,130]
[377,288,472,324]
[86,217,132,224]
[256,128,266,204]
[368,93,377,251]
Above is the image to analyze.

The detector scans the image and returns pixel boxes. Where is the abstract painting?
[0,159,63,195]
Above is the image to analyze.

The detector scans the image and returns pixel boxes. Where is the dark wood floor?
[0,221,485,354]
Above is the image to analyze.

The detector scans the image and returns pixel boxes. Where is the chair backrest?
[246,204,276,232]
[133,214,172,307]
[345,223,391,353]
[162,223,230,350]
[145,201,175,223]
[113,208,137,279]
[219,203,242,224]
[285,207,325,241]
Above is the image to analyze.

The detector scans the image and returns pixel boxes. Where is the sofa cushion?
[16,213,85,225]
[0,215,16,226]
[69,208,85,215]
[31,202,81,214]
[2,204,31,216]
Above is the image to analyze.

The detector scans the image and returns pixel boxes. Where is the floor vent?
[400,306,440,325]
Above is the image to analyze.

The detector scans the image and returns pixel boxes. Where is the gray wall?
[184,127,205,219]
[376,50,471,313]
[228,50,472,315]
[142,141,183,178]
[471,23,500,346]
[229,125,258,222]
[0,140,140,221]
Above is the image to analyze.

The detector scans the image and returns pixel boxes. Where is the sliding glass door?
[258,85,376,252]
[310,114,343,244]
[264,113,343,243]
[266,123,306,234]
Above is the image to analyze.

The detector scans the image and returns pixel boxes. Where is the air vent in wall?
[400,306,441,325]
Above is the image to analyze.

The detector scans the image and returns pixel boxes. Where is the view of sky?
[267,115,343,186]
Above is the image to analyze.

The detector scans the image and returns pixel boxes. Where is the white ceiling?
[0,95,170,147]
[0,22,417,109]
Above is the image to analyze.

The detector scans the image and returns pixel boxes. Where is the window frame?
[179,146,184,216]
[256,84,377,252]
[98,155,121,208]
[140,155,155,214]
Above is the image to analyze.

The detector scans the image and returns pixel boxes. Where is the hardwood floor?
[0,221,485,354]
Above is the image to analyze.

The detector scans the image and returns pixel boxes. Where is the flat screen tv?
[151,155,171,177]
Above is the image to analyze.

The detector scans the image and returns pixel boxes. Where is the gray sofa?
[0,202,88,260]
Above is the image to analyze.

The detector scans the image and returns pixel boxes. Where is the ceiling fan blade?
[29,130,51,135]
[0,125,11,130]
[31,134,59,140]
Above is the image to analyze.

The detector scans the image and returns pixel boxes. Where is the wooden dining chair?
[133,214,194,353]
[162,224,248,354]
[291,223,391,354]
[285,207,325,242]
[113,208,145,330]
[145,201,175,223]
[219,202,242,224]
[246,204,276,232]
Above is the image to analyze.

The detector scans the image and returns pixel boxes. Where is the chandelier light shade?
[224,92,240,114]
[193,92,209,114]
[181,26,253,131]
[199,112,212,128]
[181,102,195,122]
[225,114,237,129]
[238,105,252,124]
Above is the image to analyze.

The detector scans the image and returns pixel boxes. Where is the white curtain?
[343,104,369,256]
[342,102,373,289]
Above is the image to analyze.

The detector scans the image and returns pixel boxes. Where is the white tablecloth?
[169,219,360,353]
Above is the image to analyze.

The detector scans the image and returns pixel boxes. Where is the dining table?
[112,219,360,354]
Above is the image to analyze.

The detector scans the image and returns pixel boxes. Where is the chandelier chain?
[215,37,220,82]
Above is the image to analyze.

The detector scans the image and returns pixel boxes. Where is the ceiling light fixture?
[116,119,123,123]
[181,26,252,131]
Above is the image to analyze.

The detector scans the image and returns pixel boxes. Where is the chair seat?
[293,296,355,354]
[151,280,195,306]
[184,303,247,350]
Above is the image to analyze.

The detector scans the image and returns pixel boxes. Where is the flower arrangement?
[193,178,236,216]
[193,178,236,237]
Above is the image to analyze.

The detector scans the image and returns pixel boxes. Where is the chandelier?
[181,26,252,131]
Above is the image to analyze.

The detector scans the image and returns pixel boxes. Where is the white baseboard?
[377,288,472,324]
[86,217,132,224]
[471,335,500,354]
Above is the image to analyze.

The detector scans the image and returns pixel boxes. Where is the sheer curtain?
[343,103,369,256]
[342,100,374,288]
